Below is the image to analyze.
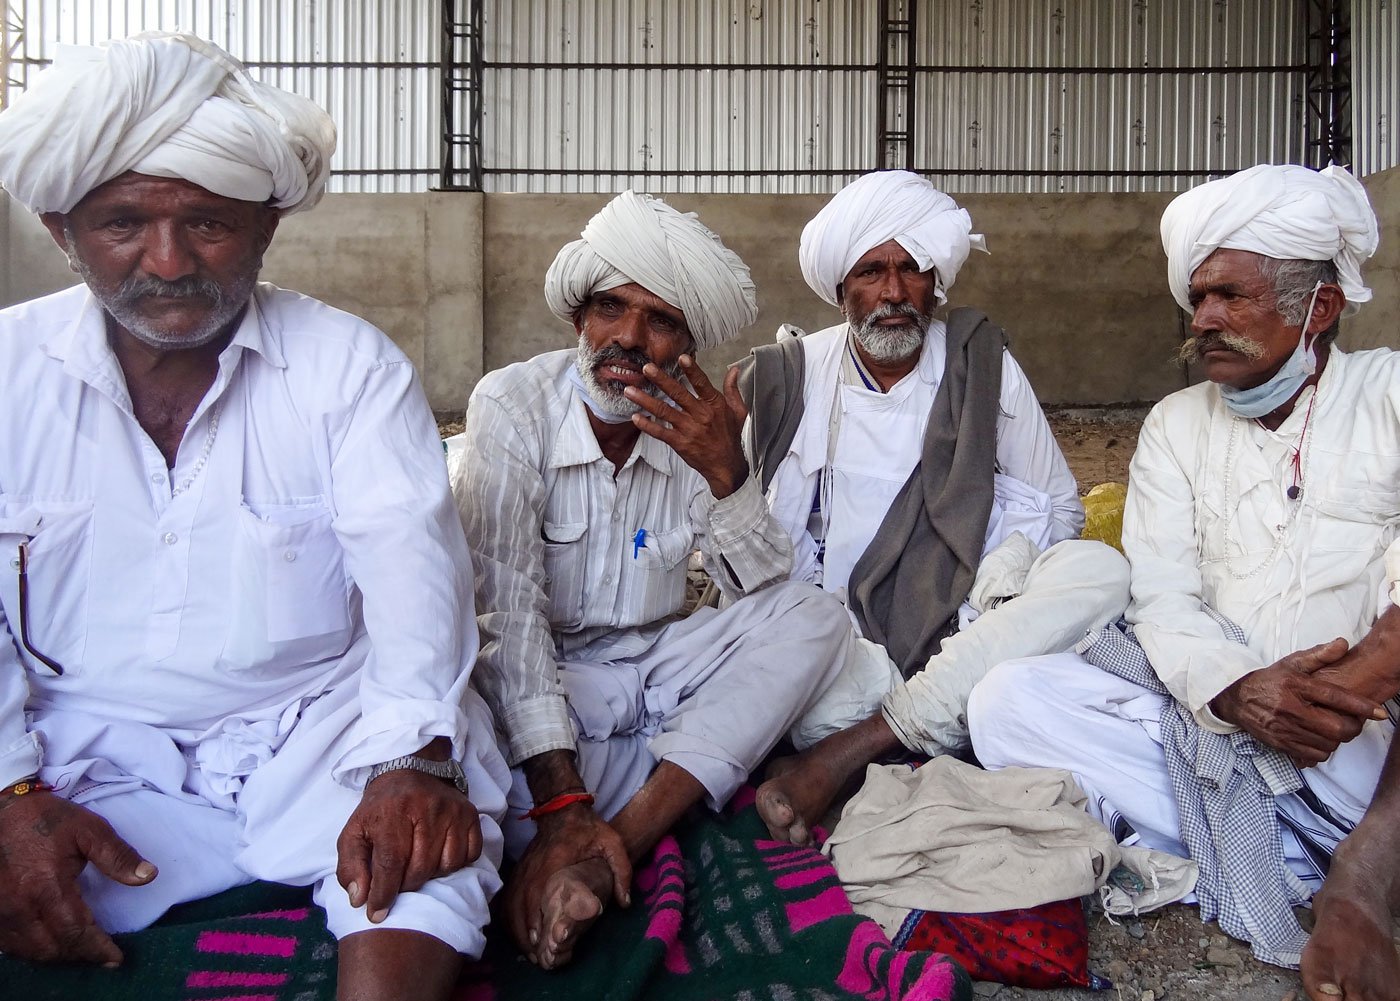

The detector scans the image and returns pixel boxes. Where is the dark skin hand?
[336,737,483,924]
[1208,639,1387,766]
[505,750,631,965]
[624,355,750,499]
[0,789,157,966]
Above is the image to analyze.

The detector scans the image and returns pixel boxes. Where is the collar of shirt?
[39,284,286,407]
[547,383,677,477]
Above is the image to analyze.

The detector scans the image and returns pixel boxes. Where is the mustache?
[113,274,225,307]
[590,344,650,370]
[1176,331,1268,365]
[861,302,925,328]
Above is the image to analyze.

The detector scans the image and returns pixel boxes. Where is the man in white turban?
[0,32,510,1000]
[740,169,1129,845]
[454,190,849,970]
[968,164,1399,992]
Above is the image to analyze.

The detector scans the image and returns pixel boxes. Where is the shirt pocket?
[1310,483,1399,555]
[633,525,694,615]
[541,521,588,628]
[0,498,94,677]
[223,499,353,672]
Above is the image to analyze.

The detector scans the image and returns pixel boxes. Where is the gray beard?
[851,302,931,364]
[71,255,258,350]
[1175,330,1268,366]
[574,333,683,416]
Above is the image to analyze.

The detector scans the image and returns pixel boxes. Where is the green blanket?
[5,801,971,1001]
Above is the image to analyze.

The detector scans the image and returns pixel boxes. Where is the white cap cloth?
[543,190,758,351]
[0,31,336,215]
[798,170,988,307]
[1160,163,1378,316]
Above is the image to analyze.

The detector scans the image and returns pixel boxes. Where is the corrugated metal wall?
[472,0,1326,193]
[1354,0,1399,175]
[4,2,1395,194]
[5,0,440,192]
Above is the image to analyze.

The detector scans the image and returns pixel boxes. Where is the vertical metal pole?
[439,0,483,191]
[904,0,917,172]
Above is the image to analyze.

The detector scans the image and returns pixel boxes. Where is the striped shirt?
[454,349,794,765]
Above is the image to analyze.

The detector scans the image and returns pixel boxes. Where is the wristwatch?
[368,755,469,795]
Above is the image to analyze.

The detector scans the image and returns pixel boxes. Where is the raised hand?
[625,355,750,498]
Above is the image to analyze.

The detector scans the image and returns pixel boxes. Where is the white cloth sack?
[823,758,1195,935]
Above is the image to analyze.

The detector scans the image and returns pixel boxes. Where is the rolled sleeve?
[691,475,793,599]
[325,361,481,784]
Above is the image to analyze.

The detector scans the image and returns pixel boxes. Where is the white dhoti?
[967,652,1393,891]
[793,538,1129,754]
[503,580,848,855]
[32,684,511,956]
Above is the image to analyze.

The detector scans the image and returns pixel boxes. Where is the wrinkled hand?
[0,790,156,965]
[505,803,631,959]
[625,356,750,498]
[1209,638,1385,766]
[336,770,482,923]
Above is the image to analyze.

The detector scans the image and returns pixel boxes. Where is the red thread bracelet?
[520,791,595,820]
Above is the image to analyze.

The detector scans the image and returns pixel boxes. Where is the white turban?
[1160,163,1378,316]
[0,31,336,215]
[798,170,988,307]
[543,191,758,351]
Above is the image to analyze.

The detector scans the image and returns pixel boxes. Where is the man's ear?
[1307,283,1346,338]
[39,212,70,252]
[256,208,281,254]
[835,282,845,306]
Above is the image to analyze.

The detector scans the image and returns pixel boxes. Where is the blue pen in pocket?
[632,528,648,559]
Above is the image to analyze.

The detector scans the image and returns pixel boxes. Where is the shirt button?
[8,558,17,570]
[150,473,165,485]
[283,550,297,562]
[162,532,178,545]
[612,511,622,521]
[601,575,613,585]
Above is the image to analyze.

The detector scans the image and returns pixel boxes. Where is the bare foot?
[756,714,902,845]
[533,856,614,970]
[1302,885,1400,1001]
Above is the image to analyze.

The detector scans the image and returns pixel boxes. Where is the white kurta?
[0,284,509,951]
[971,348,1400,884]
[760,321,1127,756]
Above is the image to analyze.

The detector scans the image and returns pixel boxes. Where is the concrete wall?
[6,171,1396,410]
[482,191,1191,406]
[1346,165,1400,351]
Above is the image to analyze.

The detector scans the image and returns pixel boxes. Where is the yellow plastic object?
[1081,481,1128,553]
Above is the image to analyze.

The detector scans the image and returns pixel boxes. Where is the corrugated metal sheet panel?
[915,0,1305,192]
[479,0,878,191]
[1353,0,1399,176]
[5,0,438,192]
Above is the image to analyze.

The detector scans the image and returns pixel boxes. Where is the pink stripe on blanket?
[246,908,311,921]
[785,885,851,933]
[195,931,297,957]
[186,971,289,988]
[183,995,277,1001]
[774,865,830,890]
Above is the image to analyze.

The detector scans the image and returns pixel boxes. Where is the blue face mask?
[1218,282,1323,420]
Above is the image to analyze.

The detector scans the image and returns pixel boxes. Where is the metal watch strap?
[368,755,469,795]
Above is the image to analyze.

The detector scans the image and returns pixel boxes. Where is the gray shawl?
[737,308,1006,676]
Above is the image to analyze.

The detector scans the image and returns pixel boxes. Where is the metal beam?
[876,0,917,171]
[1,2,22,113]
[439,0,483,191]
[1303,0,1353,167]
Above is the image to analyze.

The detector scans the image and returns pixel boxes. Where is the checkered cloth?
[1076,612,1313,967]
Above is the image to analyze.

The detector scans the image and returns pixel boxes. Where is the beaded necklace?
[171,401,223,497]
[1219,386,1318,581]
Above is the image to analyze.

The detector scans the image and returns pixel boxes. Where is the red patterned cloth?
[892,897,1109,989]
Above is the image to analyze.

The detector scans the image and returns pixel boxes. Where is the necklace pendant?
[1286,484,1301,500]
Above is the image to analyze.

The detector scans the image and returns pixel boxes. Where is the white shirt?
[0,284,481,788]
[1125,348,1400,731]
[764,322,1084,602]
[455,349,794,766]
